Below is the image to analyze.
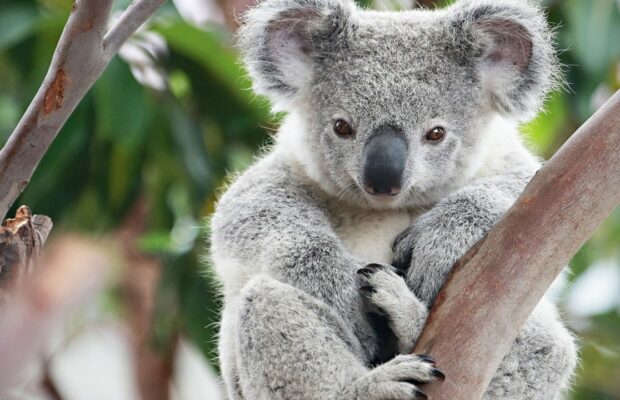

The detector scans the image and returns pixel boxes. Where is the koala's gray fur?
[210,0,577,399]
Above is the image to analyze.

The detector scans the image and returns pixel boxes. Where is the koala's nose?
[362,126,407,196]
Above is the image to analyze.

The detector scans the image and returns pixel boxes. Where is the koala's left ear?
[238,0,355,111]
[451,0,559,121]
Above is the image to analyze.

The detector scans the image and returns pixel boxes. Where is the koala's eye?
[333,119,354,138]
[425,127,445,142]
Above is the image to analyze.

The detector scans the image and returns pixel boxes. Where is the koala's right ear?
[449,0,559,121]
[238,0,355,110]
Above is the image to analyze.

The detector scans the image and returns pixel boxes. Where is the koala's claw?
[358,263,405,278]
[418,354,437,366]
[360,285,377,296]
[431,367,446,381]
[413,388,428,399]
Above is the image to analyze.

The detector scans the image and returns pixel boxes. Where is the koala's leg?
[357,264,428,354]
[236,276,442,400]
[211,157,379,360]
[485,299,577,400]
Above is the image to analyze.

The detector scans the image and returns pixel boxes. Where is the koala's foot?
[350,354,444,400]
[357,264,428,353]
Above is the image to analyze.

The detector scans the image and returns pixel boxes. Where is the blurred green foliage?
[0,0,618,398]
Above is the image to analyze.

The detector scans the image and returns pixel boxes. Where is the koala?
[209,0,577,399]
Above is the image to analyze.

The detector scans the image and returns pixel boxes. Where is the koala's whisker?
[336,180,358,201]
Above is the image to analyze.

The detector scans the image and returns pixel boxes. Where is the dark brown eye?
[426,126,445,142]
[333,119,354,138]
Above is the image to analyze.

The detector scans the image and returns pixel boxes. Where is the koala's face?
[307,20,483,207]
[239,0,557,208]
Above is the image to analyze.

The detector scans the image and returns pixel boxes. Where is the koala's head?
[239,0,558,208]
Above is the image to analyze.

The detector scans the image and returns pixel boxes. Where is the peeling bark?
[0,206,52,301]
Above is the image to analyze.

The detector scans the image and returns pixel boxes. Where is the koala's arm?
[211,154,366,334]
[393,172,577,398]
[393,172,531,304]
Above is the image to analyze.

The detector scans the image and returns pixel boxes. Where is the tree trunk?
[413,89,620,398]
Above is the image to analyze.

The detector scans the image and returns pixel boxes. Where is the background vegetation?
[0,0,618,398]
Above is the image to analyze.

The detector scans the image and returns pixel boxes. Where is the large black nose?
[362,125,408,196]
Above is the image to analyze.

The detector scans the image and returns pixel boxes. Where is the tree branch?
[413,90,620,398]
[0,0,166,220]
[103,0,167,61]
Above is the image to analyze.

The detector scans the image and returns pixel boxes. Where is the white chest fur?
[329,203,416,264]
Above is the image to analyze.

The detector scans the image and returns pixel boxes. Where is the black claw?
[431,368,446,381]
[360,285,376,295]
[357,268,372,277]
[418,354,437,365]
[365,263,382,271]
[413,388,428,399]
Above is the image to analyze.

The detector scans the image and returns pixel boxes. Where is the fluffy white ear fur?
[238,0,354,111]
[452,0,559,121]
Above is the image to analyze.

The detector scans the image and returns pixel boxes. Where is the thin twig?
[103,0,167,61]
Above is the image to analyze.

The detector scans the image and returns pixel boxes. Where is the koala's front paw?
[357,264,428,353]
[351,354,444,400]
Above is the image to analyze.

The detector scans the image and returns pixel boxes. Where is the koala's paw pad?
[357,354,445,400]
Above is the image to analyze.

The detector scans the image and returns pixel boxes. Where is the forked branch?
[0,0,166,220]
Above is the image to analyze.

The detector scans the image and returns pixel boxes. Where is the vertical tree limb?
[0,0,166,220]
[413,90,620,398]
[103,0,169,60]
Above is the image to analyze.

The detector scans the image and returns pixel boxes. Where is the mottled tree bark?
[414,90,620,399]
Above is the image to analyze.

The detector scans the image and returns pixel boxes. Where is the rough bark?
[414,90,620,398]
[0,0,166,220]
[0,206,53,301]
